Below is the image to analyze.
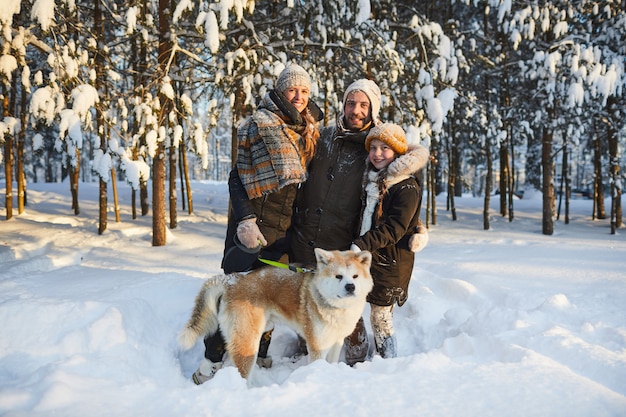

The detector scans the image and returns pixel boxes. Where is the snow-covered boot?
[376,335,397,359]
[192,358,223,385]
[343,317,370,366]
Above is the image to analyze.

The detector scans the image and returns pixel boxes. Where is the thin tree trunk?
[112,166,120,222]
[17,86,27,214]
[132,187,137,219]
[138,0,150,218]
[153,144,167,245]
[181,143,193,214]
[153,0,171,246]
[484,132,492,230]
[446,122,457,221]
[542,126,554,235]
[141,182,149,216]
[426,156,432,228]
[607,97,622,231]
[70,151,80,215]
[178,145,186,211]
[593,130,606,219]
[564,144,570,225]
[95,0,107,234]
[508,124,514,222]
[169,143,178,229]
[499,145,508,217]
[2,86,13,220]
[430,142,437,226]
[607,113,621,233]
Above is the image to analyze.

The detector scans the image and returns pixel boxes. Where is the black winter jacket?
[223,168,297,266]
[290,122,371,265]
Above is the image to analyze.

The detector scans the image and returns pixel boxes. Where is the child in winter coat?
[350,123,429,358]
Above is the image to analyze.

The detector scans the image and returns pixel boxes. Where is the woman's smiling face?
[283,86,310,113]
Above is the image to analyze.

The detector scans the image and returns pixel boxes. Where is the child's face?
[368,139,397,170]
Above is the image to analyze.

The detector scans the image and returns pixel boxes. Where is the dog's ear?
[356,250,372,267]
[314,248,332,265]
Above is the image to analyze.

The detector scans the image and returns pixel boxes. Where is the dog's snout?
[345,283,355,294]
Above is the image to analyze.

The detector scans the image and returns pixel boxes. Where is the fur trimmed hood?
[386,142,430,183]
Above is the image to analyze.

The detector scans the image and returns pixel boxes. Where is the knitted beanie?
[365,122,408,155]
[342,79,382,125]
[275,64,312,93]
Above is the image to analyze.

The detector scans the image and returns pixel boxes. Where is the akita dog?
[178,248,373,380]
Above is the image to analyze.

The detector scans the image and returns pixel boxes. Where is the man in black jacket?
[290,79,383,365]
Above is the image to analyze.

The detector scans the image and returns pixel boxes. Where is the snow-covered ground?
[1,181,625,417]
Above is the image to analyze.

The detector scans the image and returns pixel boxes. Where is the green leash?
[258,258,315,273]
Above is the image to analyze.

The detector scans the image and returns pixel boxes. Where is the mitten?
[408,223,429,253]
[236,218,267,249]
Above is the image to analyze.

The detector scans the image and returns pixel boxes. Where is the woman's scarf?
[237,93,308,199]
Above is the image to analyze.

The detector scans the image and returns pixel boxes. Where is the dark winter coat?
[290,119,373,265]
[352,144,430,307]
[222,92,322,270]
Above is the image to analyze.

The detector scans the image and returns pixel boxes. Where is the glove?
[350,243,361,252]
[408,224,429,253]
[236,218,267,249]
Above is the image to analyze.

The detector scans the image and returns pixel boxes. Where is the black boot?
[256,329,273,368]
[203,329,226,362]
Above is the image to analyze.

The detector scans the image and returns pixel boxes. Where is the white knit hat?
[275,64,312,93]
[342,79,382,125]
[365,123,407,155]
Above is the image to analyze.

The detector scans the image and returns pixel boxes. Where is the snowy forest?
[1,0,624,244]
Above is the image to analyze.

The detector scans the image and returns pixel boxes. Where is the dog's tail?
[178,275,227,350]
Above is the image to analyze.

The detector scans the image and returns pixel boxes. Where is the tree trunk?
[430,140,438,226]
[2,86,13,220]
[181,144,193,214]
[607,108,621,233]
[95,0,107,234]
[446,119,457,220]
[153,0,172,246]
[138,0,150,218]
[98,179,108,234]
[499,145,508,217]
[169,143,178,229]
[70,151,80,215]
[564,144,570,225]
[608,97,622,231]
[593,130,606,220]
[542,126,554,235]
[593,130,606,219]
[178,145,186,211]
[112,166,120,222]
[508,124,514,222]
[141,182,149,216]
[484,132,492,231]
[152,143,167,245]
[17,86,27,214]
